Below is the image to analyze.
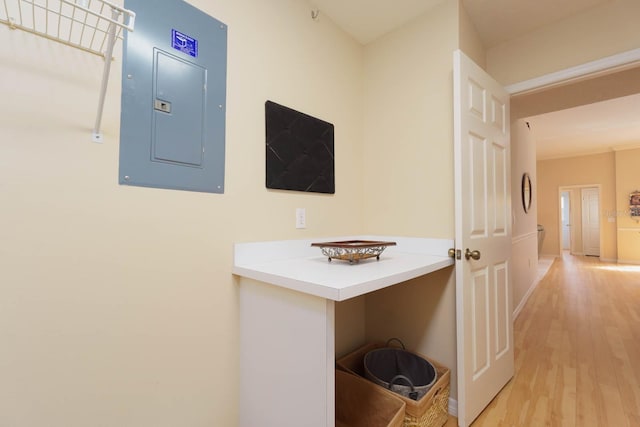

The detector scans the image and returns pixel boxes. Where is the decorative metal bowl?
[311,240,397,263]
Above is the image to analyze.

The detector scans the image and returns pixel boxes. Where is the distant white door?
[453,50,514,427]
[561,191,571,250]
[582,187,600,256]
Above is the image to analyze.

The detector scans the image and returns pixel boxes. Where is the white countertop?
[233,236,454,301]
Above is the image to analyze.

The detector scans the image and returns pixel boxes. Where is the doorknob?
[465,248,481,260]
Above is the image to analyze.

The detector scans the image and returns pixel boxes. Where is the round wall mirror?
[522,173,532,213]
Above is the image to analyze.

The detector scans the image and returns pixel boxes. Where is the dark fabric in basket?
[364,348,436,400]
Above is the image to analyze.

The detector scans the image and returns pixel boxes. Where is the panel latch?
[154,99,172,113]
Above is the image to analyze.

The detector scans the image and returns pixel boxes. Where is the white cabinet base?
[234,236,453,427]
[239,279,335,427]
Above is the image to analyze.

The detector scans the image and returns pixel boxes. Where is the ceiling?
[310,0,639,160]
[527,93,640,160]
[311,0,608,46]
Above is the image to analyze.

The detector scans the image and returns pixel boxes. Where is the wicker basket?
[336,370,406,427]
[337,343,450,427]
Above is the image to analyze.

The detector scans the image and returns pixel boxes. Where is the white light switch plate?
[296,208,306,229]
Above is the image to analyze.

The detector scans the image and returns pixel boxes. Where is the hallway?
[470,253,640,426]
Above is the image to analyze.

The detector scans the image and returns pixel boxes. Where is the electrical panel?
[119,0,227,193]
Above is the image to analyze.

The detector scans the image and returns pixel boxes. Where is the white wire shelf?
[1,0,135,57]
[1,0,135,142]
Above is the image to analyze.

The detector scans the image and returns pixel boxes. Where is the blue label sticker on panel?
[171,29,198,57]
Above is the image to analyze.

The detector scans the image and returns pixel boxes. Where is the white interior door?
[453,50,514,427]
[561,191,571,250]
[581,187,600,256]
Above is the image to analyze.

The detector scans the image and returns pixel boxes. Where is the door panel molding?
[454,49,514,427]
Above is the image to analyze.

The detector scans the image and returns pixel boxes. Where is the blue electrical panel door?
[152,50,206,166]
[119,0,227,193]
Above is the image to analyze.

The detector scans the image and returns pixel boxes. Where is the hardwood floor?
[466,253,640,427]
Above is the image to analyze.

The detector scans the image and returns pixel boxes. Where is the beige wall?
[511,120,538,238]
[8,0,634,423]
[537,153,617,260]
[362,0,457,239]
[1,0,470,423]
[358,0,460,399]
[486,0,640,85]
[615,148,640,263]
[459,1,486,69]
[510,119,539,313]
[365,267,456,370]
[0,1,365,425]
[510,67,640,119]
[509,84,545,318]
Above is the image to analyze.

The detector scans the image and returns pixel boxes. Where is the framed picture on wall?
[521,173,532,213]
[630,191,640,218]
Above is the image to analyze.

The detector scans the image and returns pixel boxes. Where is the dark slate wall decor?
[265,101,335,194]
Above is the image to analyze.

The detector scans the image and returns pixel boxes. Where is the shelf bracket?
[0,0,136,142]
[92,6,121,143]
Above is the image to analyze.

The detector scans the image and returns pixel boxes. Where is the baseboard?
[513,257,555,320]
[513,279,537,320]
[449,397,458,417]
[600,257,617,263]
[617,259,640,265]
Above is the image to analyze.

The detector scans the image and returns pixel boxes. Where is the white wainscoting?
[617,228,640,264]
[512,231,543,319]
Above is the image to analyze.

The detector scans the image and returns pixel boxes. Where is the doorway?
[561,191,571,251]
[581,187,601,256]
[558,185,601,257]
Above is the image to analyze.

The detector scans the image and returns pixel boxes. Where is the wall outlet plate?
[296,208,306,229]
